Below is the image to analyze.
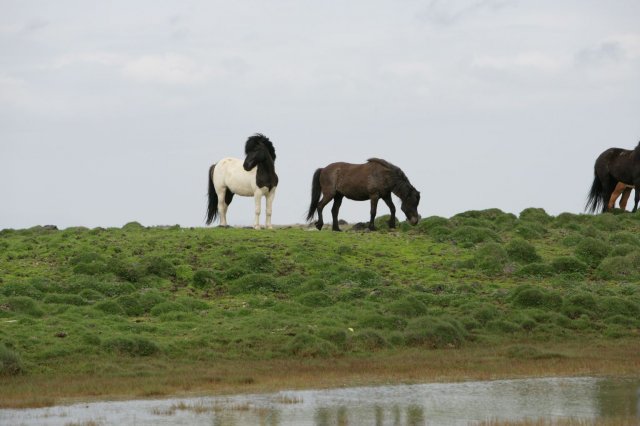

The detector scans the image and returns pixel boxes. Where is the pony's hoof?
[267,226,274,230]
[254,226,261,230]
[315,223,323,231]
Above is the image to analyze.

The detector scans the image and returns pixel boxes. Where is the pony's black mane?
[367,158,418,201]
[246,133,276,161]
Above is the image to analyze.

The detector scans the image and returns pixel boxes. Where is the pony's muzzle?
[409,215,421,225]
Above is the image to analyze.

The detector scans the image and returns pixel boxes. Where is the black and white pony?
[206,134,278,229]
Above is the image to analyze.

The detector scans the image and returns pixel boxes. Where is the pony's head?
[243,133,276,171]
[400,185,421,225]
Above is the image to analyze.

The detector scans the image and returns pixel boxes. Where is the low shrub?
[192,269,222,289]
[473,243,508,274]
[242,252,274,273]
[404,316,467,348]
[519,207,552,224]
[608,232,640,247]
[3,296,44,317]
[609,244,638,257]
[296,291,333,307]
[509,285,562,309]
[514,262,552,278]
[574,237,610,268]
[102,336,159,356]
[285,333,337,357]
[316,327,348,348]
[550,256,588,274]
[358,314,407,330]
[145,256,176,278]
[596,253,640,280]
[0,343,23,376]
[417,216,450,233]
[387,295,429,317]
[513,222,547,240]
[598,296,640,318]
[94,300,126,315]
[350,329,389,351]
[506,239,541,264]
[0,282,43,298]
[229,273,279,294]
[150,302,187,316]
[561,293,597,319]
[43,294,88,306]
[451,226,499,247]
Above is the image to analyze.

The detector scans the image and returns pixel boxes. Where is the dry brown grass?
[475,418,639,426]
[1,340,639,409]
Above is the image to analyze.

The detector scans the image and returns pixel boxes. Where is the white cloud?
[472,52,567,73]
[121,53,213,85]
[53,52,126,69]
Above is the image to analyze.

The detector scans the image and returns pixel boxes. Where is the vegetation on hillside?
[1,208,639,380]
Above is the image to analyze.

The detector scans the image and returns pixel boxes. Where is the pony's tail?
[206,164,218,225]
[306,168,322,222]
[585,172,604,213]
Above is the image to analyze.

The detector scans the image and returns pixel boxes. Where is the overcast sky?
[1,0,639,229]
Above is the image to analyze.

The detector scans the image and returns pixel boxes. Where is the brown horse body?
[307,158,421,231]
[586,142,640,213]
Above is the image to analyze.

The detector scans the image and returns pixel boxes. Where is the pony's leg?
[368,196,380,231]
[601,178,616,213]
[620,187,632,210]
[253,191,263,230]
[265,188,276,230]
[315,193,334,231]
[633,185,640,213]
[217,187,229,227]
[608,182,625,210]
[382,194,396,228]
[330,193,344,232]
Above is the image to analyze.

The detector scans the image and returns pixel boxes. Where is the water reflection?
[1,376,638,426]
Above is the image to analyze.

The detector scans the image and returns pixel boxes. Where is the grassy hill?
[1,208,639,406]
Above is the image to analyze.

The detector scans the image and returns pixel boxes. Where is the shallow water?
[1,376,638,425]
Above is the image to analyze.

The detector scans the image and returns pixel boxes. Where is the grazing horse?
[586,141,640,213]
[206,134,278,229]
[306,158,421,231]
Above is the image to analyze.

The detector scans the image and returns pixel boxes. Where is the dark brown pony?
[586,142,640,213]
[306,158,421,231]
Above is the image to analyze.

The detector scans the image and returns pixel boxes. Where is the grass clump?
[509,285,562,310]
[102,336,159,356]
[0,343,24,376]
[574,237,610,268]
[596,253,640,280]
[229,273,279,294]
[285,333,337,357]
[404,316,467,348]
[472,242,508,274]
[506,239,540,264]
[451,226,499,248]
[2,296,44,317]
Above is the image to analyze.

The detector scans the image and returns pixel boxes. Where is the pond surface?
[1,376,638,425]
